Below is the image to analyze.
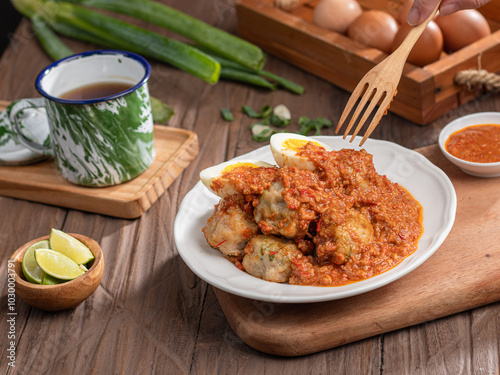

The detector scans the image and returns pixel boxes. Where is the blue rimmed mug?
[11,50,155,187]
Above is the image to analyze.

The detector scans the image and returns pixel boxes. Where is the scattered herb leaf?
[298,117,332,135]
[269,114,290,127]
[241,104,331,141]
[241,105,261,118]
[221,108,234,122]
[259,105,273,118]
[250,123,276,142]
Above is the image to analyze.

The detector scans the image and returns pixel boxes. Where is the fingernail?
[407,7,420,26]
[439,4,459,17]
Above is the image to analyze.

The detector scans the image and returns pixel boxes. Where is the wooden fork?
[335,1,441,146]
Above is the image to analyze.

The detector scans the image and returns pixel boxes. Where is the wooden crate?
[235,0,500,125]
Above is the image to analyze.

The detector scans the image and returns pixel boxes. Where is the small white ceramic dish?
[438,112,500,178]
[174,137,457,303]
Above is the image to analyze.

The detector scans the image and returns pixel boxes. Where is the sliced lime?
[78,264,88,272]
[34,248,85,281]
[22,240,49,284]
[41,273,66,285]
[49,228,94,265]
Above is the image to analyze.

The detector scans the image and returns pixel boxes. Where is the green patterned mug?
[12,50,155,187]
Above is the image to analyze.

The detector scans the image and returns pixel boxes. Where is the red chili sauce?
[445,124,500,163]
[203,143,423,287]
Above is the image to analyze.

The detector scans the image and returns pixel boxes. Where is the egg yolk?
[283,139,324,152]
[222,162,261,173]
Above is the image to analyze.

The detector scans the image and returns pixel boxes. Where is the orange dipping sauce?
[445,124,500,163]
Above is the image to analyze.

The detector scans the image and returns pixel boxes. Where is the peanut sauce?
[445,124,500,163]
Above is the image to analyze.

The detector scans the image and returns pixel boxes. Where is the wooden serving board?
[0,101,198,218]
[214,145,500,356]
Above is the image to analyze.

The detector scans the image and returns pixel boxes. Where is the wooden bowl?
[9,233,104,311]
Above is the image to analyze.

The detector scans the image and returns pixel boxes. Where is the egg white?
[270,133,332,170]
[200,159,275,196]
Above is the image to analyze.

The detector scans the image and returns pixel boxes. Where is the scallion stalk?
[11,0,221,84]
[28,12,175,123]
[30,14,73,60]
[63,0,266,70]
[198,49,305,95]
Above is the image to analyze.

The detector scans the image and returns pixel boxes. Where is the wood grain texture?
[235,0,500,125]
[0,100,199,218]
[214,145,500,356]
[0,0,500,373]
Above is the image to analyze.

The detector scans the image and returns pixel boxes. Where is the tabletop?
[1,0,500,374]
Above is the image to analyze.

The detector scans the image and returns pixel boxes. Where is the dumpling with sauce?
[315,208,374,265]
[253,180,300,238]
[242,234,301,283]
[203,195,259,261]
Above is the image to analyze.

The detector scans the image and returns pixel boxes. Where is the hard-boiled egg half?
[200,159,275,196]
[270,133,332,171]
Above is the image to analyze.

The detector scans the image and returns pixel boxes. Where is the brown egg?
[435,9,491,52]
[313,0,363,34]
[348,10,399,54]
[391,20,443,67]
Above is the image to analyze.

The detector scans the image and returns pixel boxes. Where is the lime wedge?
[34,249,85,281]
[41,273,66,285]
[78,264,88,272]
[22,240,49,284]
[49,229,94,265]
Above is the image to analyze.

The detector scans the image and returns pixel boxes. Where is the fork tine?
[335,81,368,134]
[358,94,394,146]
[349,90,386,142]
[342,86,377,139]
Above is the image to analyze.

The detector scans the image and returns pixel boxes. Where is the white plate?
[174,137,457,303]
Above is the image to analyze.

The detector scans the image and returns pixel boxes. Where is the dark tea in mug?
[60,81,134,100]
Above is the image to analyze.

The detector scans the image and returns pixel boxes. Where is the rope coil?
[454,69,500,93]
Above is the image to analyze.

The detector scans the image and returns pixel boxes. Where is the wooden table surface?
[1,1,500,374]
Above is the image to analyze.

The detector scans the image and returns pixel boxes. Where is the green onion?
[257,70,305,95]
[11,0,220,84]
[150,96,174,124]
[242,105,261,119]
[221,108,234,122]
[27,11,175,123]
[250,123,276,142]
[65,0,266,70]
[270,104,291,127]
[200,50,304,95]
[241,105,278,119]
[30,14,73,60]
[259,105,273,118]
[222,68,276,91]
[298,116,332,136]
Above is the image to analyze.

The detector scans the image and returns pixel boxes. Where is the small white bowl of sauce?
[439,112,500,178]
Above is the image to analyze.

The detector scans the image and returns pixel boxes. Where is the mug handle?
[10,99,53,155]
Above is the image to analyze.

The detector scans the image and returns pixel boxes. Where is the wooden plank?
[1,0,499,372]
[214,144,500,356]
[0,101,199,218]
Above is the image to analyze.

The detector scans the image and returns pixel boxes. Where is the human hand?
[408,0,491,25]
